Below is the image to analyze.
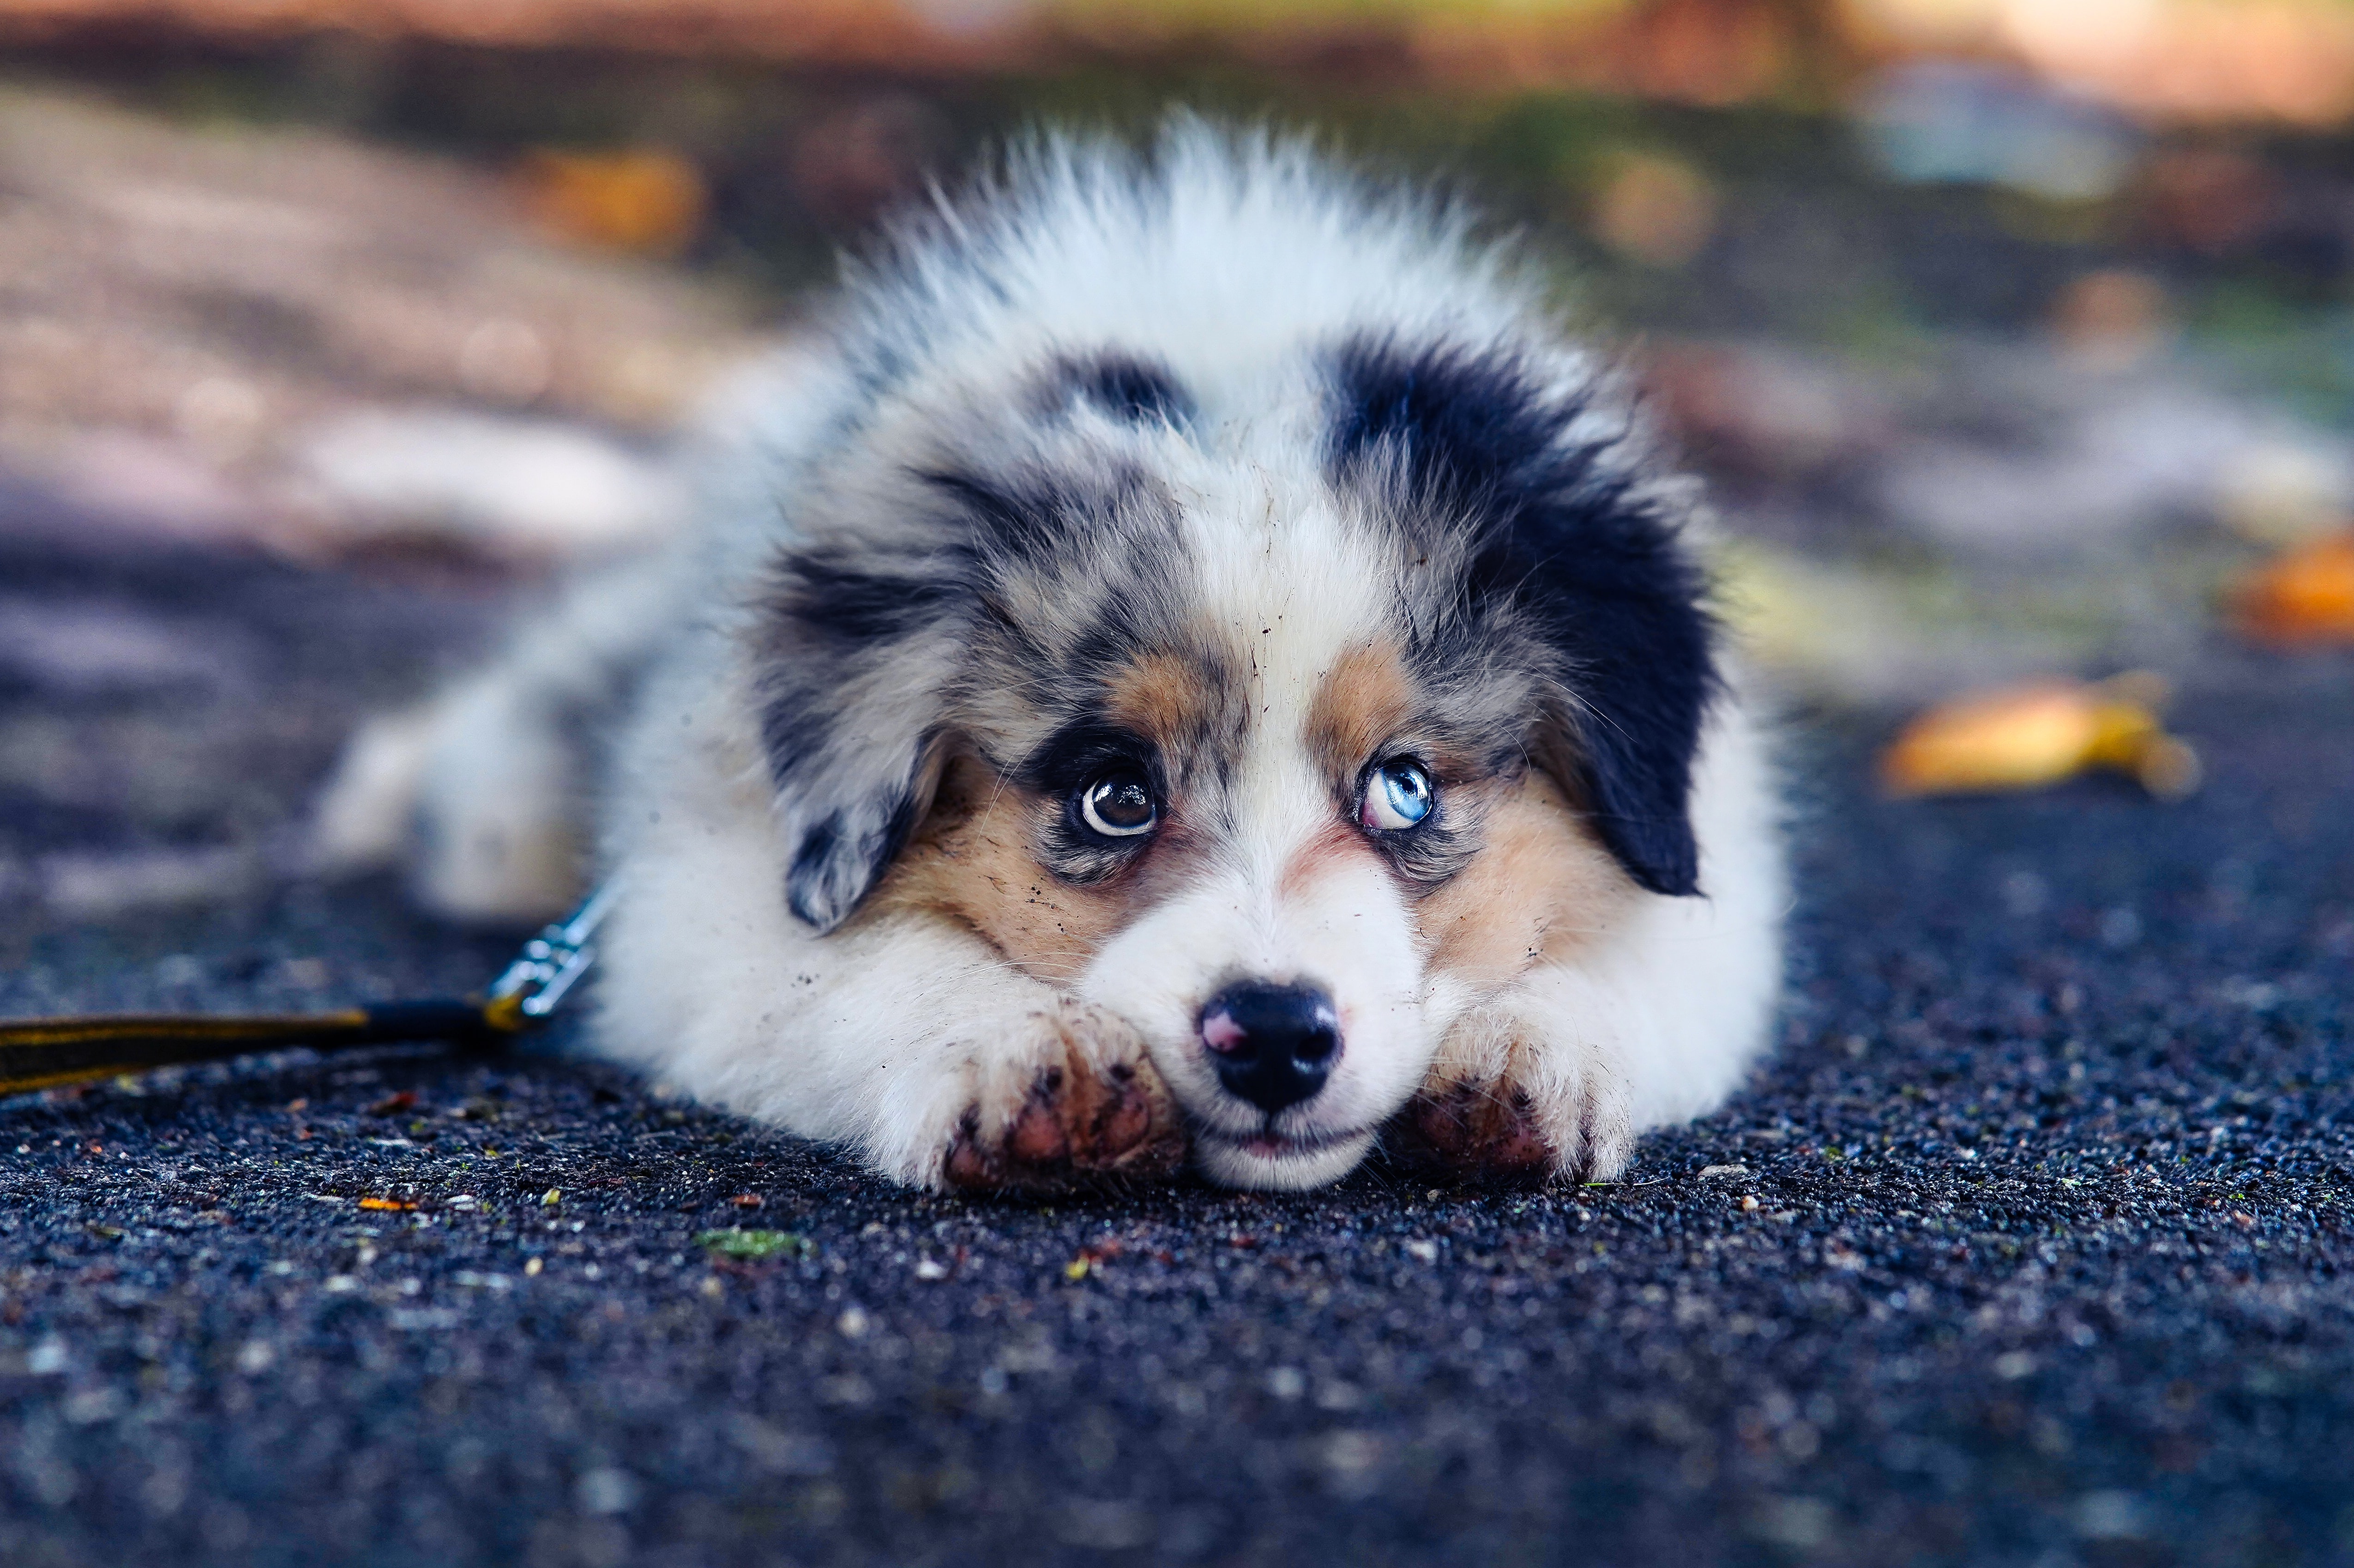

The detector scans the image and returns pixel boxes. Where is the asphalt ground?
[2,514,2352,1568]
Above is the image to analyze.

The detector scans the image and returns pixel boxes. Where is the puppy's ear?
[751,547,967,932]
[1331,336,1717,897]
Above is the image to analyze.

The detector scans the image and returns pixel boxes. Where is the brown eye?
[1078,772,1157,838]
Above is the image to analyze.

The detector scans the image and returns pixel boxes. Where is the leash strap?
[0,883,616,1098]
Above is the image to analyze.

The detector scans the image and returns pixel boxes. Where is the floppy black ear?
[1330,336,1718,897]
[752,543,970,932]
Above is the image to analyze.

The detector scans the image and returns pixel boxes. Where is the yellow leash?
[0,883,616,1099]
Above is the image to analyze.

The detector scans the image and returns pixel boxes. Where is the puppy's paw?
[1382,1010,1632,1187]
[1385,1079,1556,1185]
[940,1001,1186,1193]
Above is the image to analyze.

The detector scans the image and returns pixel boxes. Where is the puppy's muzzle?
[1198,981,1342,1114]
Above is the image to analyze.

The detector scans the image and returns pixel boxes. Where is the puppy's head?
[752,334,1716,1188]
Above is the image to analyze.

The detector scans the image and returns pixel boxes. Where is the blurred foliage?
[9,0,2354,420]
[2193,287,2354,423]
[0,45,2251,345]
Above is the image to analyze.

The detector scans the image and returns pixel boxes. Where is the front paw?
[1384,1081,1555,1186]
[941,1001,1187,1193]
[1381,1013,1632,1187]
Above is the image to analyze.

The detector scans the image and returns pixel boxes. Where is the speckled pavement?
[2,509,2351,1568]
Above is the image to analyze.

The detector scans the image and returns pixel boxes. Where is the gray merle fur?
[755,422,1210,931]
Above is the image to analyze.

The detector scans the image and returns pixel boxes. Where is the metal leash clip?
[0,882,621,1098]
[485,881,621,1031]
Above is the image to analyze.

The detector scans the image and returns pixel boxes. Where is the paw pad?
[941,1021,1186,1193]
[1384,1082,1555,1187]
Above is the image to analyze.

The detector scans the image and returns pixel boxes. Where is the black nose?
[1198,981,1342,1114]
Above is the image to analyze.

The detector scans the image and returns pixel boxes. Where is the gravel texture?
[3,511,2353,1567]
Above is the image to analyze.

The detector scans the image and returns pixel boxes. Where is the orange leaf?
[358,1197,416,1212]
[2235,532,2354,644]
[517,149,706,258]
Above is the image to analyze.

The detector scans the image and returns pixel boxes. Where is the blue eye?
[1360,759,1434,831]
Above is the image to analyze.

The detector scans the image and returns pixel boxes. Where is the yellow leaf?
[1881,673,2198,800]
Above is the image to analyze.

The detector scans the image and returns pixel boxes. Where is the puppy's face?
[754,339,1716,1187]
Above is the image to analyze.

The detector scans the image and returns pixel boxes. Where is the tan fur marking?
[872,755,1124,980]
[1107,651,1220,753]
[1306,640,1418,779]
[1417,769,1636,995]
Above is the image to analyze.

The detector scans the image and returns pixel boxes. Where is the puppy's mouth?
[1188,1116,1378,1190]
[1200,1123,1367,1161]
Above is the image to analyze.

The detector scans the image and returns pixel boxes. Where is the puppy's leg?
[313,558,686,922]
[314,672,585,922]
[606,913,1188,1193]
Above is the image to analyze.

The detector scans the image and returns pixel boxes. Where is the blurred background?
[1,0,2351,945]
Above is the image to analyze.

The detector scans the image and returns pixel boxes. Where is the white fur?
[316,125,1786,1189]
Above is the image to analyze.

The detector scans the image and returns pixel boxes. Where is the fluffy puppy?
[318,124,1786,1193]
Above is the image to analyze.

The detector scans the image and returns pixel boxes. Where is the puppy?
[318,124,1786,1193]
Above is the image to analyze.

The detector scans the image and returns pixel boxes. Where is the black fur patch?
[789,553,972,645]
[1042,351,1194,427]
[914,461,1151,567]
[1016,718,1165,798]
[1328,334,1717,897]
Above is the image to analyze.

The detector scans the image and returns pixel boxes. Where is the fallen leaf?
[367,1091,417,1117]
[730,1193,764,1209]
[358,1197,415,1212]
[518,149,707,257]
[2235,532,2354,643]
[1880,673,2199,800]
